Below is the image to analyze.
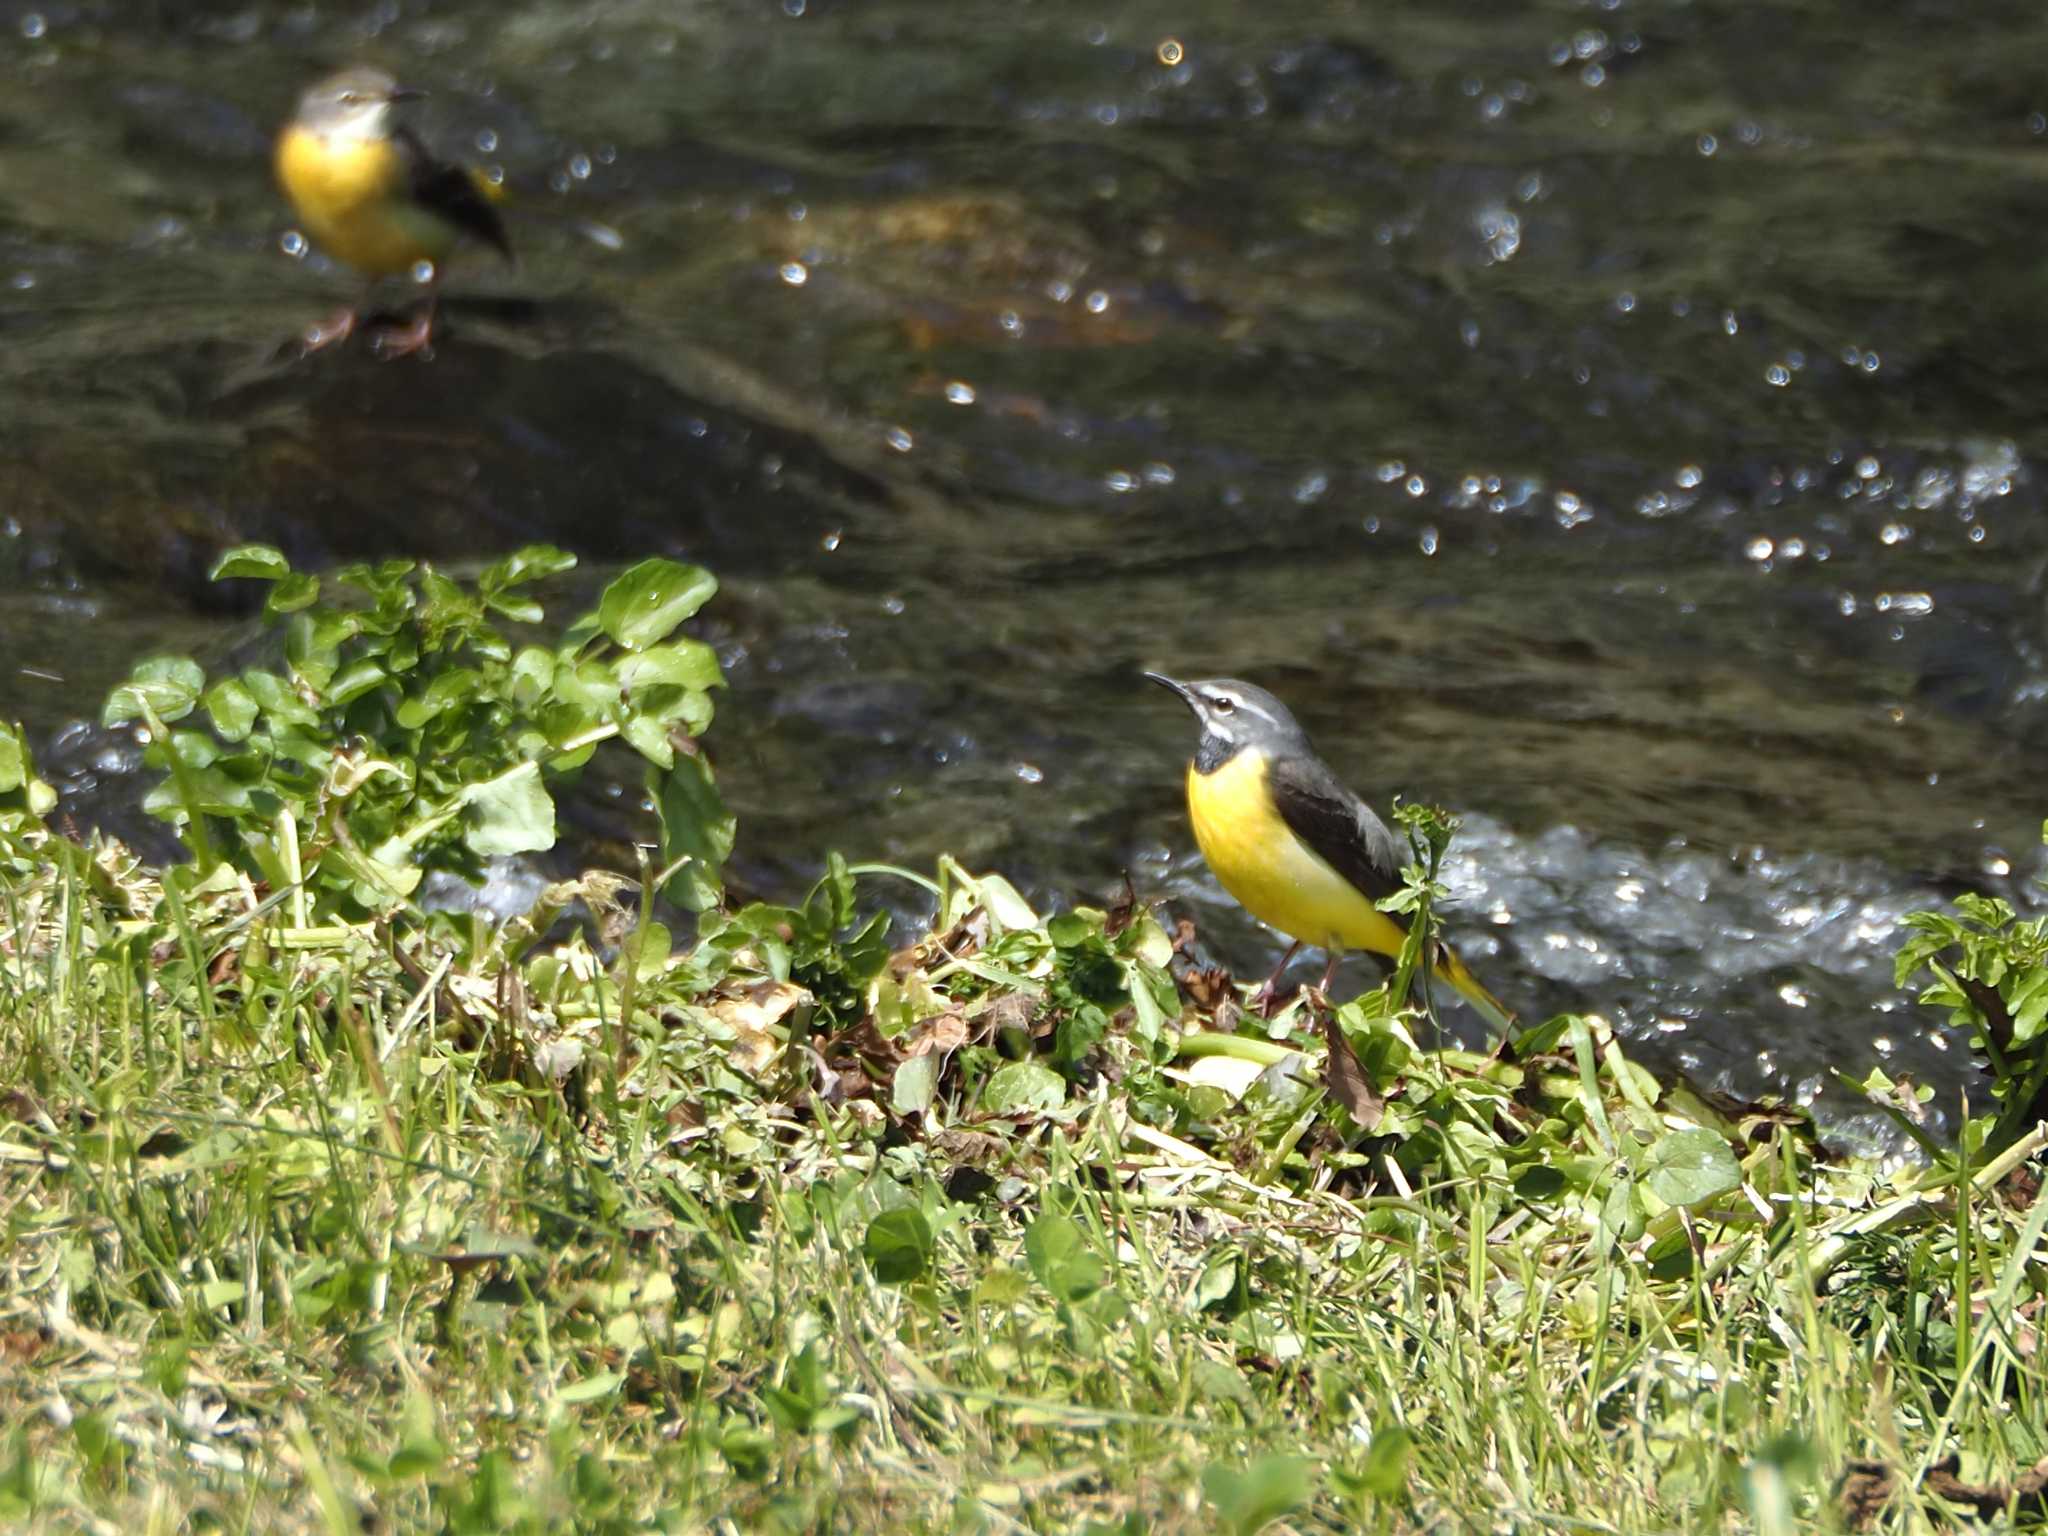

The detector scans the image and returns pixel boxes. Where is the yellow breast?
[275,126,454,278]
[1185,750,1411,959]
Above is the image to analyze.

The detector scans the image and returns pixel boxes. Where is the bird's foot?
[299,307,357,352]
[370,310,435,360]
[1248,982,1312,1021]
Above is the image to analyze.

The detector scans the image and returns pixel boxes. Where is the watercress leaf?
[482,544,576,591]
[983,1061,1066,1116]
[617,639,723,695]
[1022,1210,1102,1302]
[104,657,206,726]
[654,753,734,913]
[204,680,258,741]
[325,658,389,709]
[209,544,291,583]
[266,570,321,616]
[1641,1128,1741,1210]
[462,763,557,857]
[862,1208,934,1285]
[619,712,675,769]
[241,670,319,728]
[598,560,718,651]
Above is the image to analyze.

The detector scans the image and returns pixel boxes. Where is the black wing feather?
[1264,753,1408,910]
[398,126,513,261]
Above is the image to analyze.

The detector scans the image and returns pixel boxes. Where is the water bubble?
[1084,289,1111,314]
[1614,290,1635,314]
[1418,526,1439,555]
[1698,133,1718,156]
[1581,63,1606,87]
[1722,310,1738,336]
[1361,515,1380,534]
[1968,524,1987,543]
[783,0,806,13]
[279,231,307,259]
[476,128,499,153]
[1856,456,1881,479]
[1015,763,1046,785]
[1482,94,1506,121]
[1764,363,1790,387]
[1105,470,1138,493]
[1779,537,1806,559]
[1874,591,1933,617]
[1294,472,1329,504]
[787,202,807,222]
[1046,279,1073,303]
[1085,21,1108,44]
[943,380,976,405]
[1143,462,1176,486]
[1777,984,1810,1009]
[410,259,436,285]
[1985,854,2012,877]
[1675,464,1702,489]
[1745,537,1774,562]
[821,530,841,552]
[882,595,906,616]
[998,310,1023,336]
[1375,461,1405,482]
[1460,319,1482,347]
[568,153,592,180]
[1405,475,1428,498]
[779,261,808,286]
[21,13,46,39]
[1093,103,1120,126]
[1879,522,1911,545]
[884,426,914,452]
[1157,38,1183,66]
[1837,592,1857,616]
[1861,351,1880,373]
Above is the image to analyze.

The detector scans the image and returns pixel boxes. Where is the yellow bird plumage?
[1150,673,1514,1030]
[274,66,511,354]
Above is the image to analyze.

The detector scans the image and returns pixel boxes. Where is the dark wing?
[397,126,513,261]
[1265,752,1408,910]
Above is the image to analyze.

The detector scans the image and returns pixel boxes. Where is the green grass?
[3,811,2045,1534]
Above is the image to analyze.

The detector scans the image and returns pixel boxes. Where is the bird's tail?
[1431,945,1516,1035]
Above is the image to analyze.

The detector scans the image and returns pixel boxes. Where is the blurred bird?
[275,66,511,357]
[1148,673,1515,1030]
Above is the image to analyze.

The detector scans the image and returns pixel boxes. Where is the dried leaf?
[712,979,811,1076]
[1320,1011,1384,1130]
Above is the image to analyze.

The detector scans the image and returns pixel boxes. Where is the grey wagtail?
[1148,673,1514,1030]
[275,66,511,356]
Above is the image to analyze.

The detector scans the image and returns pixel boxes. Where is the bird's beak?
[387,85,428,104]
[1144,671,1197,708]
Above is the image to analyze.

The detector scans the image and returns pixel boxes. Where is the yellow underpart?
[275,125,458,278]
[1186,749,1513,1026]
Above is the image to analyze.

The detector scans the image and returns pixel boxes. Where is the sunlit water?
[6,1,2048,1147]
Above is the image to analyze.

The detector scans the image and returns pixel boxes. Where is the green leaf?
[209,544,292,582]
[654,753,734,912]
[1023,1211,1105,1303]
[617,639,723,695]
[481,544,576,592]
[862,1208,934,1285]
[462,763,557,857]
[982,1060,1066,1115]
[891,1053,939,1116]
[1641,1128,1742,1210]
[553,1371,622,1406]
[0,724,26,794]
[597,559,717,652]
[1202,1454,1314,1536]
[1357,1425,1415,1499]
[103,656,206,726]
[203,679,259,741]
[267,570,321,615]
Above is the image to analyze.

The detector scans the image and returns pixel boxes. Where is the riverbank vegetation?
[1,551,2044,1532]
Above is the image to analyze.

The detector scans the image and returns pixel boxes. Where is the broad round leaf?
[1642,1129,1741,1210]
[862,1208,934,1285]
[103,657,206,727]
[597,560,717,652]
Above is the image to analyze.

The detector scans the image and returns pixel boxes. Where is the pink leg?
[371,292,438,359]
[1247,940,1303,1019]
[300,306,357,352]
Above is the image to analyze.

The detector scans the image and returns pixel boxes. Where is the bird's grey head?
[295,67,419,140]
[1145,673,1311,771]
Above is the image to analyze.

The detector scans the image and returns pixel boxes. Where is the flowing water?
[6,0,2048,1145]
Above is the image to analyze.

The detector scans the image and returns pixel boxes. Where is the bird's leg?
[372,286,439,360]
[1247,940,1303,1018]
[299,306,358,352]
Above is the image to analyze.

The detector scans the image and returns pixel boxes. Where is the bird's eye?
[338,92,360,106]
[1212,694,1237,715]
